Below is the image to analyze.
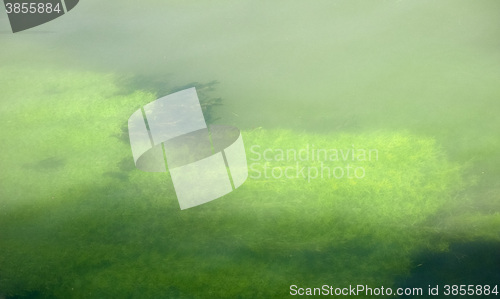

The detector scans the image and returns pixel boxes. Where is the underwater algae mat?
[1,67,499,298]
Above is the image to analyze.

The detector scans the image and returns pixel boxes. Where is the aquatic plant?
[115,74,222,123]
[0,66,498,298]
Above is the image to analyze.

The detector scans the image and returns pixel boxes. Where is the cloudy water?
[0,1,499,298]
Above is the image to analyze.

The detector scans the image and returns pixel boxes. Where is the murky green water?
[1,1,499,298]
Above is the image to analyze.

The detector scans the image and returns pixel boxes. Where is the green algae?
[0,66,498,298]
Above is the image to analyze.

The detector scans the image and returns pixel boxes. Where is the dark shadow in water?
[117,156,136,172]
[114,75,222,123]
[102,171,129,182]
[1,173,178,298]
[171,80,223,123]
[395,241,500,298]
[114,73,173,97]
[102,157,136,182]
[23,157,66,171]
[111,123,131,145]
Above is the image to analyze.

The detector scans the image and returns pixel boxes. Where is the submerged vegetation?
[116,74,222,123]
[0,67,499,298]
